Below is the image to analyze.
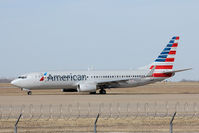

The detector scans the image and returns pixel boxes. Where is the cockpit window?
[18,76,27,79]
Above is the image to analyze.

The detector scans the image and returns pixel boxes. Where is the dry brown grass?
[1,117,199,133]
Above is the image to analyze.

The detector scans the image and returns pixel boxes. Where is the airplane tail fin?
[150,36,180,77]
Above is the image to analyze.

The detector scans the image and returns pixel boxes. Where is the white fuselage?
[11,70,166,91]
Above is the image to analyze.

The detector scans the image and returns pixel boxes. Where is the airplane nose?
[11,79,21,87]
[11,80,17,86]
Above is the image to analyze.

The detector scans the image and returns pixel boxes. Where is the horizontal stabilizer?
[164,68,192,74]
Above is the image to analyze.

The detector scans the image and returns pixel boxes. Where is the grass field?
[1,116,199,133]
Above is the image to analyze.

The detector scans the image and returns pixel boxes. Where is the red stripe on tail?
[175,36,180,40]
[169,51,176,55]
[152,73,173,77]
[150,65,173,69]
[172,43,178,47]
[165,58,175,62]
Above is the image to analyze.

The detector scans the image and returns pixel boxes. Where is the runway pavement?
[0,82,199,105]
[0,94,199,105]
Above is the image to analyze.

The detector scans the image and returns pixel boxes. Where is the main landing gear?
[89,89,106,94]
[90,92,96,94]
[99,89,106,94]
[27,91,32,95]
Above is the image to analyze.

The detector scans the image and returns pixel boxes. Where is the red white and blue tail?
[150,36,179,77]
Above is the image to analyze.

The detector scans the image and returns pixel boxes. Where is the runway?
[0,94,199,105]
[0,82,199,105]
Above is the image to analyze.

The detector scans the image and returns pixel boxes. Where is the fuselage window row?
[88,75,145,79]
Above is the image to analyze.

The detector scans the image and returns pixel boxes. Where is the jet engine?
[77,83,96,92]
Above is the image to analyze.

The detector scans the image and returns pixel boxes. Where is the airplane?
[11,36,191,95]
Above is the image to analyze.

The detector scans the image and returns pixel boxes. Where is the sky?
[0,0,198,81]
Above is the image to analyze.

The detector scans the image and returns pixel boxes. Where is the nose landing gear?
[21,88,32,95]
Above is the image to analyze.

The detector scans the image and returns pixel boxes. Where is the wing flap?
[97,79,129,86]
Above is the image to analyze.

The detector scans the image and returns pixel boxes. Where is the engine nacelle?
[77,83,96,92]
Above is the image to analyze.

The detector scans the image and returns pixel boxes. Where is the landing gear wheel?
[90,92,96,94]
[99,89,106,94]
[27,91,32,95]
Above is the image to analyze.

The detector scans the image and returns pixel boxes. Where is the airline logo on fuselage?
[40,73,87,81]
[40,72,47,81]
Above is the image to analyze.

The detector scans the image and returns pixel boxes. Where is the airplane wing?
[97,79,130,88]
[96,68,157,87]
[96,68,192,88]
[97,67,157,86]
